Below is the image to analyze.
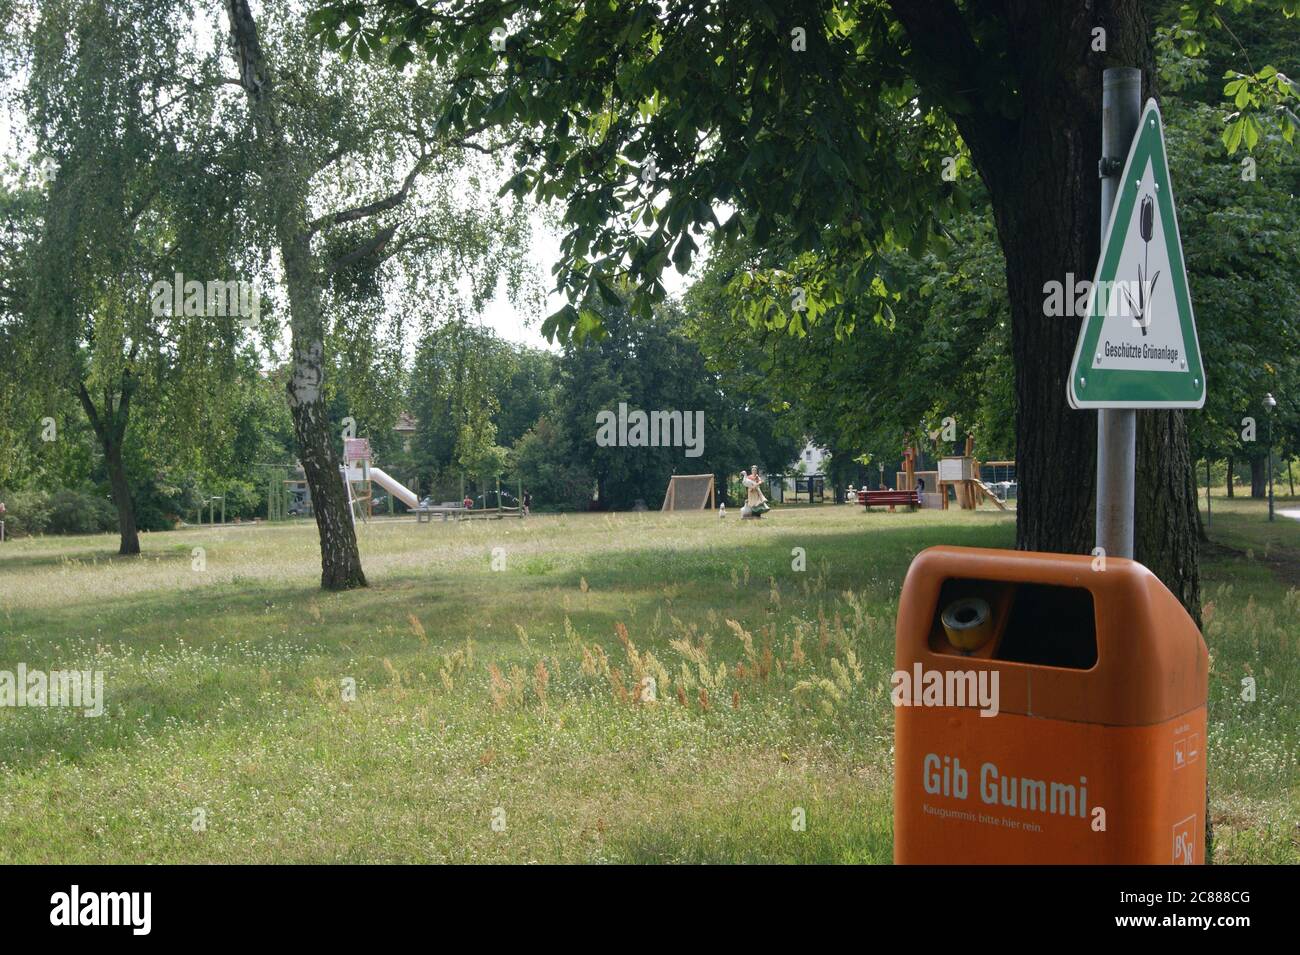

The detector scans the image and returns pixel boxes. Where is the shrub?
[0,487,121,537]
[128,473,201,531]
[46,489,117,535]
[220,479,261,520]
[0,488,52,536]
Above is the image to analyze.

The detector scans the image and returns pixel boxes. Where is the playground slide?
[972,479,1010,511]
[367,467,419,510]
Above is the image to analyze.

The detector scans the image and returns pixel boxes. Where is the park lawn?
[0,500,1295,863]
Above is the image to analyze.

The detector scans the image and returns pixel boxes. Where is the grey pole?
[1267,412,1275,522]
[1264,392,1277,520]
[1096,68,1142,559]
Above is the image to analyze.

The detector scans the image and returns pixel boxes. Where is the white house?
[792,440,829,475]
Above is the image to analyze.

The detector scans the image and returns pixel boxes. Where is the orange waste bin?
[894,546,1208,864]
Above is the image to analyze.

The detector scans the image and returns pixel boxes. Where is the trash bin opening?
[927,578,1097,670]
[929,578,1009,657]
[994,583,1097,670]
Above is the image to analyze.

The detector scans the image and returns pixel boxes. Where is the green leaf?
[1223,118,1245,154]
[671,232,697,274]
[542,303,579,343]
[1242,114,1260,150]
[389,44,414,69]
[595,276,622,307]
[575,309,606,340]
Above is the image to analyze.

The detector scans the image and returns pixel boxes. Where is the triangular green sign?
[1068,99,1206,409]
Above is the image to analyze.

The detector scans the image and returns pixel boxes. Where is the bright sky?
[479,212,695,352]
[479,220,564,352]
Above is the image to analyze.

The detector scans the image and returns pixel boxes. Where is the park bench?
[417,501,466,523]
[416,500,524,522]
[857,488,921,511]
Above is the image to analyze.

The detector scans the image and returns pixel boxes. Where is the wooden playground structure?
[894,436,1011,511]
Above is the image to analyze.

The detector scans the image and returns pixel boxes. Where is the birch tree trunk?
[225,0,366,590]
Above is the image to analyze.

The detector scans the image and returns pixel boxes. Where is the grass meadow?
[0,498,1296,863]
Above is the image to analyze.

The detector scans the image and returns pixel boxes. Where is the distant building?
[773,440,829,503]
[394,412,417,453]
[792,440,829,475]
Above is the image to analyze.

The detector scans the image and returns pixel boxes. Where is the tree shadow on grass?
[0,543,187,575]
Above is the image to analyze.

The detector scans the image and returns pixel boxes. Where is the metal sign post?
[1096,68,1142,559]
[1080,70,1206,556]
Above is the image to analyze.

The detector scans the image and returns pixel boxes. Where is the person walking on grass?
[741,466,770,519]
[522,490,532,516]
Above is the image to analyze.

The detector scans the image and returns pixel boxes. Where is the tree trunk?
[890,0,1200,619]
[103,440,140,555]
[289,337,366,589]
[1196,459,1210,543]
[997,197,1097,563]
[1249,456,1266,498]
[979,8,1135,565]
[1135,410,1201,623]
[225,0,365,590]
[1226,456,1234,497]
[77,379,140,556]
